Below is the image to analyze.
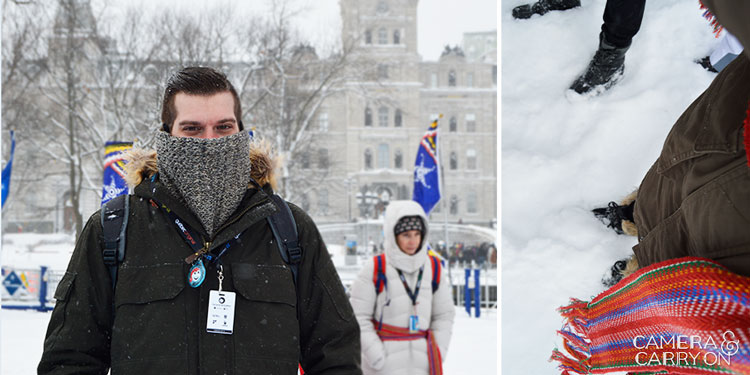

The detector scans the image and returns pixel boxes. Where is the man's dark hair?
[161,66,243,131]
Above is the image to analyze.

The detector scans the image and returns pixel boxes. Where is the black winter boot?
[569,35,628,95]
[512,0,580,19]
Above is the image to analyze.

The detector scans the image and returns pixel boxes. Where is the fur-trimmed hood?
[122,137,279,190]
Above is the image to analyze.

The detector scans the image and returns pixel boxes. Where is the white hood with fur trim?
[349,200,455,375]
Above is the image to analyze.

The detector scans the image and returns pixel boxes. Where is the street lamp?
[356,186,381,255]
[343,177,355,222]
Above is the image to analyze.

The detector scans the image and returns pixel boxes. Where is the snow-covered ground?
[0,307,496,374]
[502,0,720,374]
[1,234,496,373]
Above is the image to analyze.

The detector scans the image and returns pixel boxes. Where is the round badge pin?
[188,258,206,288]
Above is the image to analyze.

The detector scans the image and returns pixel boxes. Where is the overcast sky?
[103,0,497,61]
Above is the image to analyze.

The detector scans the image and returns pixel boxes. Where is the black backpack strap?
[101,194,130,293]
[266,194,302,287]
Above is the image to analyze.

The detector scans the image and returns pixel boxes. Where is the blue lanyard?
[397,267,424,306]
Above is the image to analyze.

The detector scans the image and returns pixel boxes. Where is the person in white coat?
[350,200,455,375]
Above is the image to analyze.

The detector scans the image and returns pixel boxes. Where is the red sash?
[372,319,443,375]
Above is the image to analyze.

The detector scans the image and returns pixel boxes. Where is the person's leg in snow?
[569,0,646,96]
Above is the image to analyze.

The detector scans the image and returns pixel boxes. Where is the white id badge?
[207,290,236,335]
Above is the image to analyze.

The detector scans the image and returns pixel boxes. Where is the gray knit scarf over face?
[155,131,251,237]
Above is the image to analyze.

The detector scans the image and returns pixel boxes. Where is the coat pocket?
[114,263,185,307]
[53,271,76,301]
[232,263,296,307]
[110,263,187,370]
[231,263,299,367]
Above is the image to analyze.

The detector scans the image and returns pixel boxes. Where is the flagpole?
[436,115,453,304]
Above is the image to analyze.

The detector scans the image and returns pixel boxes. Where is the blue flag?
[101,141,132,206]
[412,118,441,215]
[2,131,16,208]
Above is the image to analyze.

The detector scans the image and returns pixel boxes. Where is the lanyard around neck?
[150,198,241,266]
[397,266,424,306]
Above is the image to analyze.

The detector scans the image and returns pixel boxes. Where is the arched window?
[318,112,329,132]
[450,152,457,170]
[318,148,329,169]
[377,143,389,168]
[467,191,477,213]
[449,116,457,132]
[364,149,373,169]
[365,107,372,126]
[318,189,329,215]
[465,113,476,132]
[365,30,372,44]
[378,107,388,127]
[394,109,402,127]
[377,0,388,13]
[448,70,456,87]
[467,149,477,170]
[450,195,458,215]
[378,28,388,44]
[394,149,403,168]
[393,30,400,44]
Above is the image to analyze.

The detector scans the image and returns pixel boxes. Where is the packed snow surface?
[502,0,720,374]
[1,234,496,373]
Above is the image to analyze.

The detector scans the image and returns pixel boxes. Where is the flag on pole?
[101,141,132,206]
[412,116,441,215]
[1,130,17,208]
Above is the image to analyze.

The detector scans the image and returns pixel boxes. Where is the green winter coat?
[633,52,750,276]
[37,150,361,375]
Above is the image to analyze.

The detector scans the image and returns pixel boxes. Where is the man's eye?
[183,126,201,132]
[217,124,234,130]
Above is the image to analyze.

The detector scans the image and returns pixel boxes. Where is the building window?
[365,149,372,169]
[467,191,477,213]
[467,149,477,170]
[377,0,388,13]
[378,107,388,127]
[449,116,457,132]
[394,109,402,127]
[493,65,497,85]
[450,152,457,170]
[377,143,389,168]
[448,70,456,87]
[301,152,310,169]
[393,30,400,44]
[318,148,329,169]
[430,73,437,88]
[467,72,473,88]
[365,30,372,44]
[378,28,387,44]
[465,113,476,132]
[377,64,388,79]
[318,112,329,132]
[394,149,403,168]
[365,107,372,126]
[450,195,458,215]
[318,189,329,215]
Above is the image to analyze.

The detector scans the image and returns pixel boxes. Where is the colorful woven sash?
[372,319,443,375]
[550,257,750,374]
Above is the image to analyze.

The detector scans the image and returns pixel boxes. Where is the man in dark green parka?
[37,67,362,374]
